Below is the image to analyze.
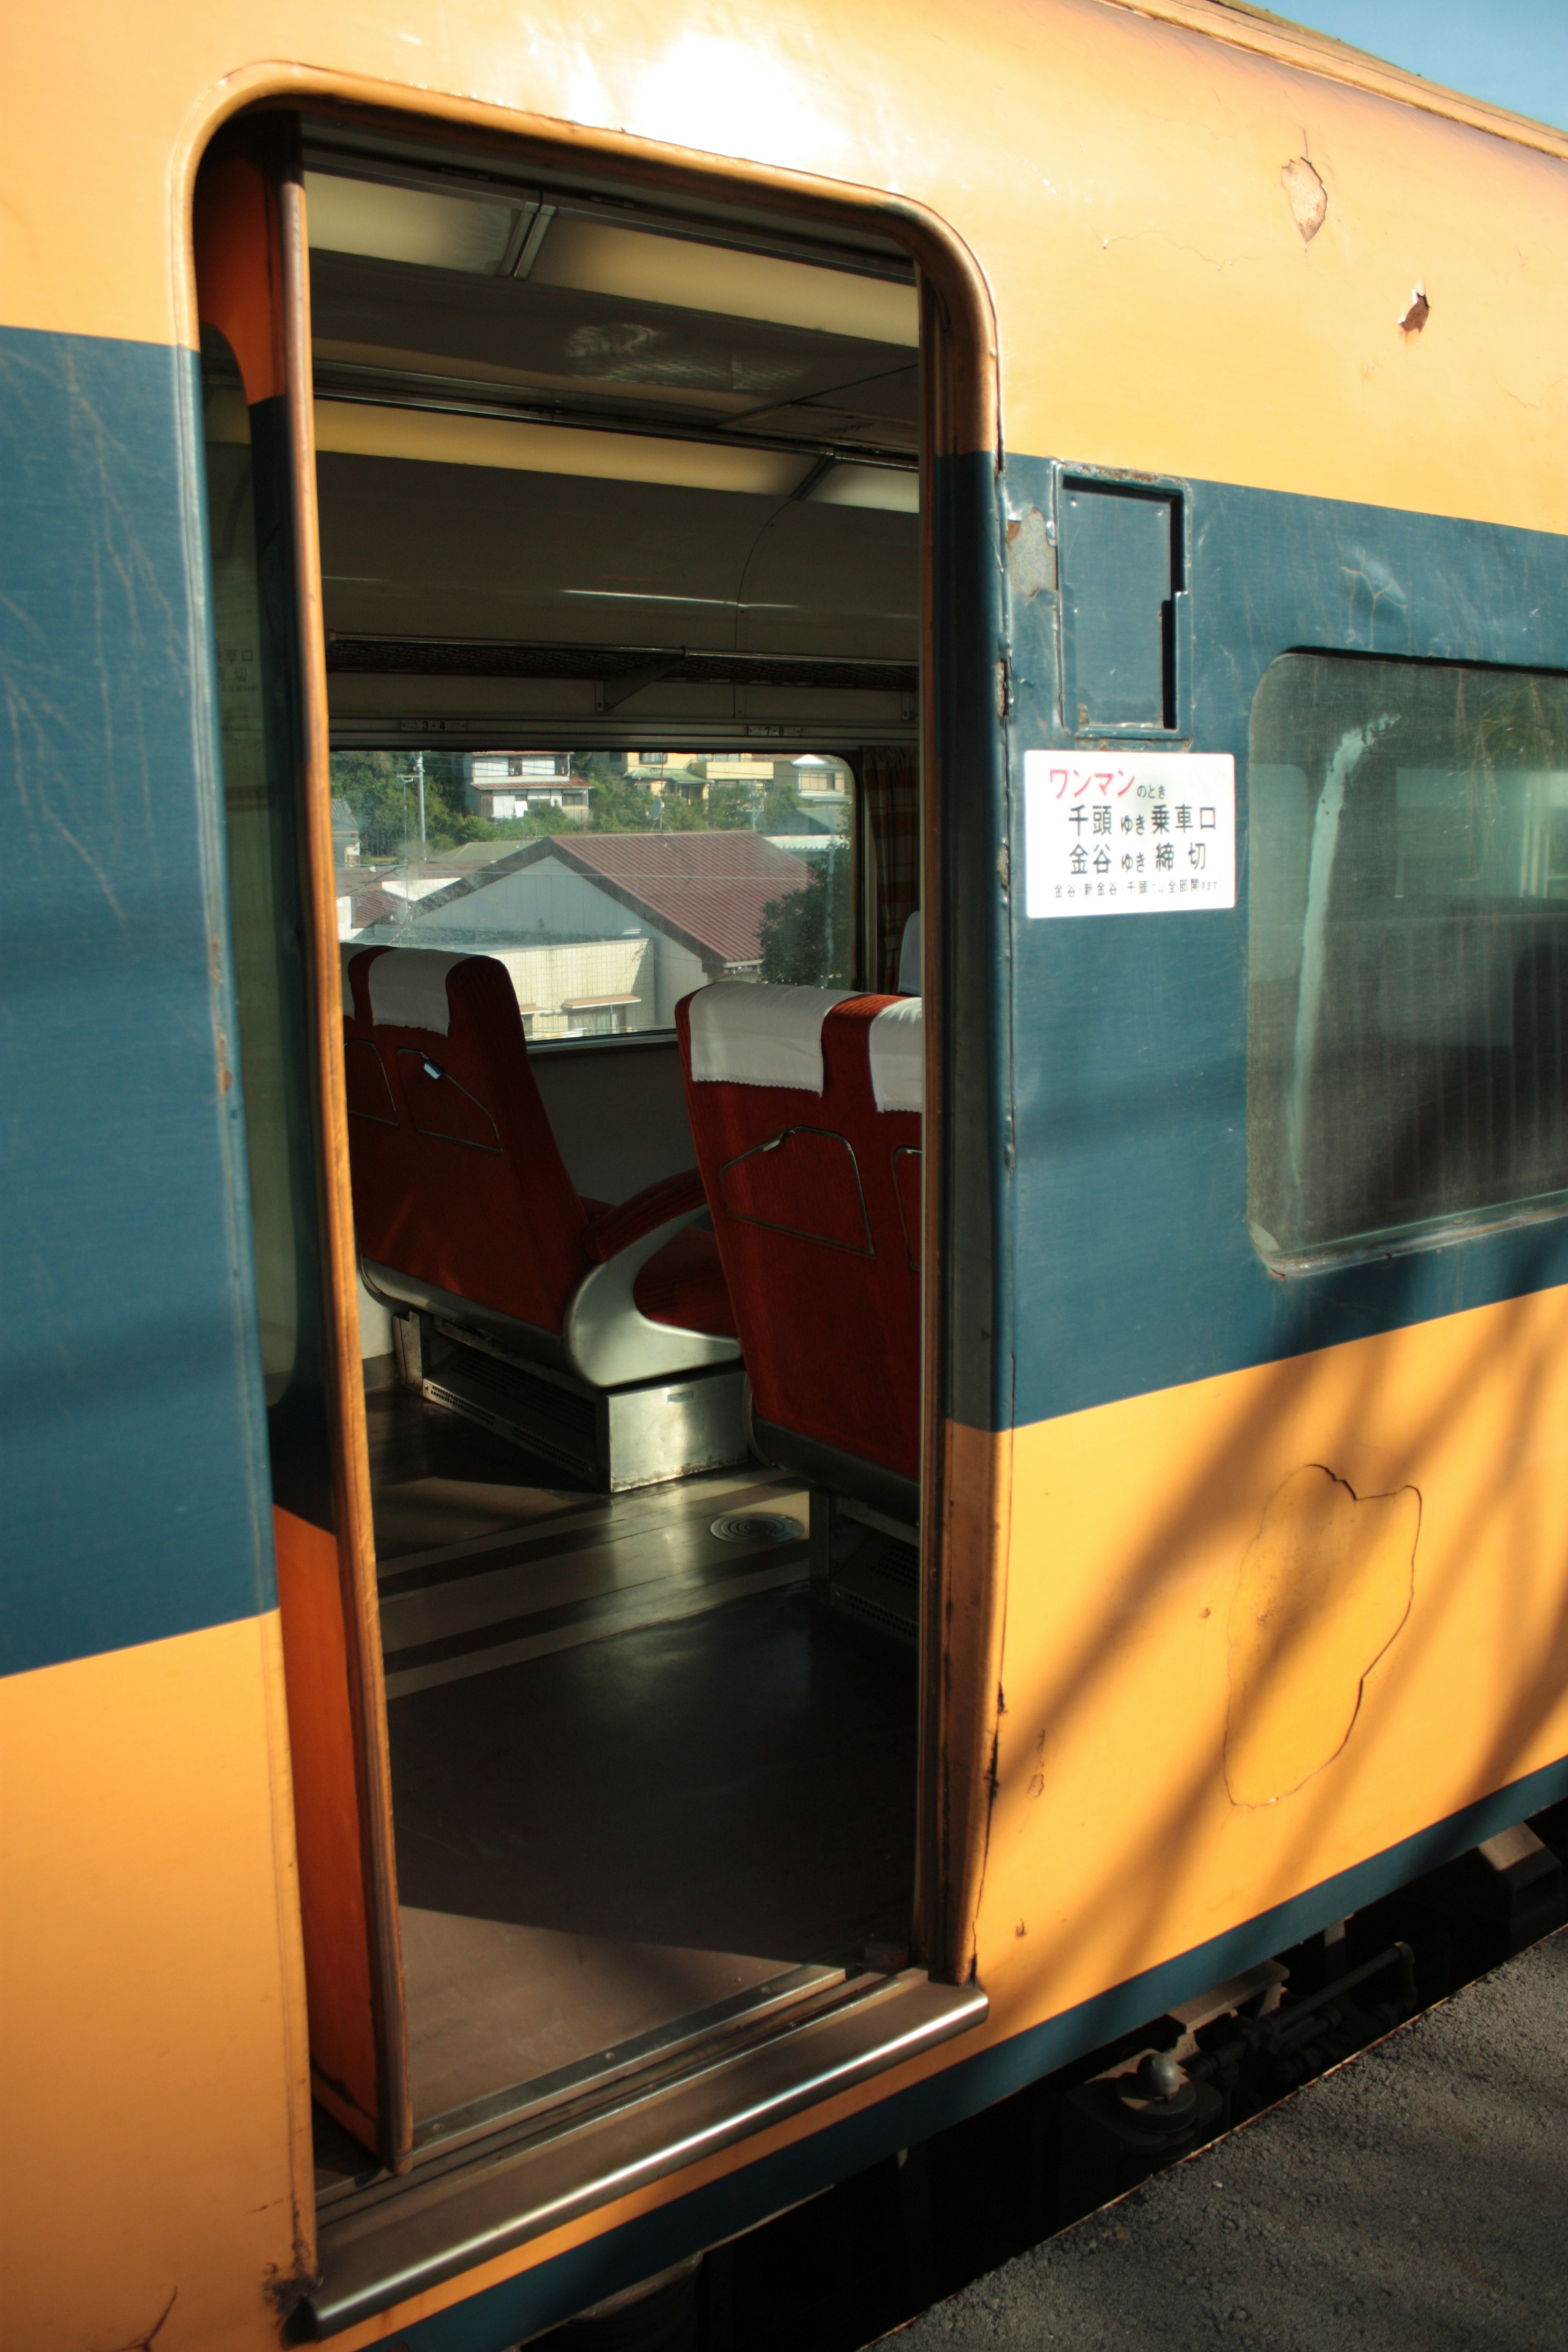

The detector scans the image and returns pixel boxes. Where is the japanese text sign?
[1024,752,1236,919]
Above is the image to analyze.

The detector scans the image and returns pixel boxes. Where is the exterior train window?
[1248,654,1568,1269]
[203,345,333,1506]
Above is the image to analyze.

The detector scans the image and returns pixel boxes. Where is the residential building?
[335,869,401,938]
[699,755,783,788]
[791,754,853,831]
[360,830,813,1025]
[330,796,361,864]
[463,751,590,824]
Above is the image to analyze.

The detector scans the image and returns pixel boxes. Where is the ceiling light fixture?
[529,217,919,347]
[806,463,920,513]
[310,399,814,497]
[304,170,539,276]
[303,169,918,344]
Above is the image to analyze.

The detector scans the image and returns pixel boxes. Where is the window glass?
[1248,655,1568,1268]
[329,748,857,1033]
[203,332,334,1519]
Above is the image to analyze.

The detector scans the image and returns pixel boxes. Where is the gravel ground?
[885,1929,1568,2352]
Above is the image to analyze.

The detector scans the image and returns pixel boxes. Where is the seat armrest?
[582,1169,709,1263]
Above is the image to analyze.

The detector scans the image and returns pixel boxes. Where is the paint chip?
[1225,1464,1419,1806]
[1400,282,1430,334]
[1281,158,1328,243]
[1006,507,1057,600]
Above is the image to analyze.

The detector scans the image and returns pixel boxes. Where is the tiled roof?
[547,833,811,967]
[336,870,403,931]
[409,830,813,968]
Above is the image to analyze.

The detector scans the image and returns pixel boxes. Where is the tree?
[587,774,657,832]
[758,857,851,985]
[708,776,808,833]
[330,747,822,859]
[329,749,488,859]
[576,752,627,788]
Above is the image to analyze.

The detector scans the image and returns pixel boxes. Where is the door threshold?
[411,1962,848,2167]
[298,1968,987,2337]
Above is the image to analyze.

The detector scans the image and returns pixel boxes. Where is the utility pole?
[416,751,426,851]
[824,832,837,978]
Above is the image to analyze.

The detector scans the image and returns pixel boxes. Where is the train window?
[202,333,335,1516]
[309,133,922,1020]
[328,746,858,1033]
[1248,654,1568,1270]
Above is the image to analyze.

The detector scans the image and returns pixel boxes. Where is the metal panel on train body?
[2,1,1567,2348]
[971,457,1568,2045]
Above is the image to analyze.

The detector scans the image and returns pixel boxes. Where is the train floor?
[321,1378,918,2167]
[889,1923,1568,2352]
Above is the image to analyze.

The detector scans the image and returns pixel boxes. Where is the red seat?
[676,983,921,1515]
[343,947,738,1389]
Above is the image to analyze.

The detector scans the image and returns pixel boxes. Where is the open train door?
[194,116,411,2172]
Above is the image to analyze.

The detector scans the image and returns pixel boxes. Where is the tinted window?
[202,333,335,1520]
[1248,655,1568,1268]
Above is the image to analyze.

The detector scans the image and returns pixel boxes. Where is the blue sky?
[1295,0,1567,130]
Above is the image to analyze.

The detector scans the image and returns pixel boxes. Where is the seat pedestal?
[809,1490,920,1645]
[416,1316,747,1492]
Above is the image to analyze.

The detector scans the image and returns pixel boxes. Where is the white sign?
[1024,751,1236,919]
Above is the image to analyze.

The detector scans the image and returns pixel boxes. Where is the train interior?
[204,122,929,2170]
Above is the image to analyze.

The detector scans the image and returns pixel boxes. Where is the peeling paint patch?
[1006,506,1056,600]
[1280,158,1327,245]
[1225,1465,1419,1806]
[1400,281,1431,335]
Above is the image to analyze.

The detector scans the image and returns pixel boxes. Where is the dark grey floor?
[886,1927,1568,2352]
[364,1384,918,2129]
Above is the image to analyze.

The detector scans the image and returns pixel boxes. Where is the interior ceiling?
[312,251,919,449]
[304,130,922,743]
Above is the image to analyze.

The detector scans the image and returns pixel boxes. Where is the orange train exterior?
[3,3,1567,2348]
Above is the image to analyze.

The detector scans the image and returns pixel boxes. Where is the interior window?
[288,125,920,1019]
[1248,654,1568,1268]
[328,744,858,1033]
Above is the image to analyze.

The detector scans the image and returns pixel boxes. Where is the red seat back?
[343,947,590,1336]
[677,989,921,1481]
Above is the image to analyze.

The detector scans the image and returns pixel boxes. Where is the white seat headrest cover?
[365,949,470,1037]
[868,997,922,1113]
[688,982,853,1094]
[897,910,922,995]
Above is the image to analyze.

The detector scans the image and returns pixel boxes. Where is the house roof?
[335,870,403,931]
[410,830,813,969]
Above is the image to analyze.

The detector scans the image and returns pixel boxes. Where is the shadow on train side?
[528,1808,1568,2352]
[980,1214,1568,2041]
[510,1209,1568,2352]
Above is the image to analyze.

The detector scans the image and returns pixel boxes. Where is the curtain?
[862,747,921,992]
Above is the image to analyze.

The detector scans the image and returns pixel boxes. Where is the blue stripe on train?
[1000,461,1568,1433]
[0,325,274,1677]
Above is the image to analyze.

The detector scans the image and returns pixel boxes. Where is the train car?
[4,0,1566,2344]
